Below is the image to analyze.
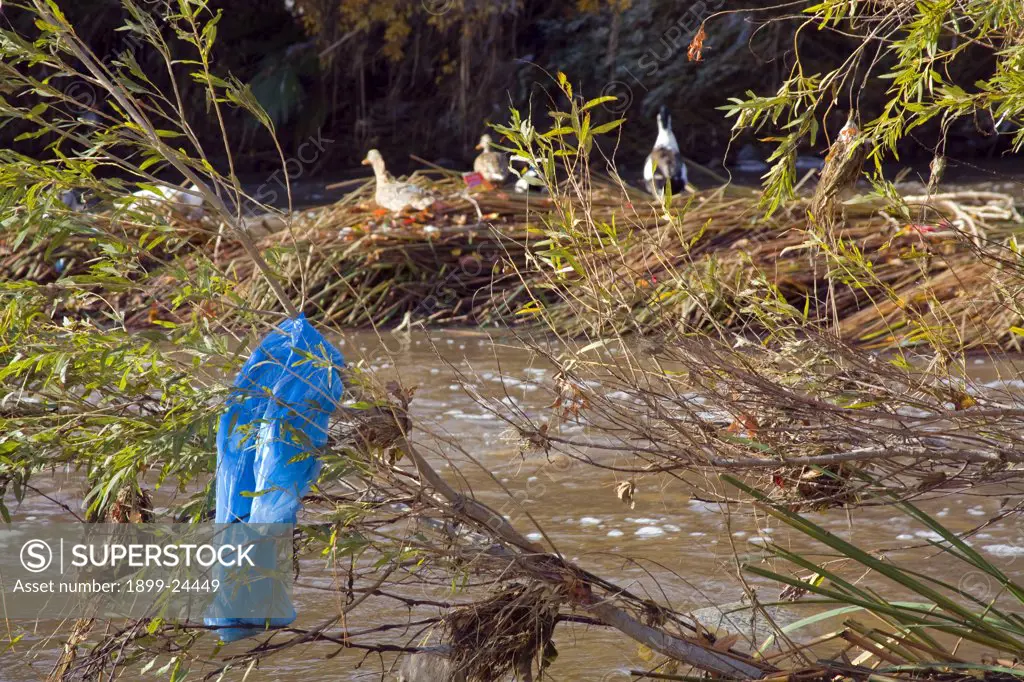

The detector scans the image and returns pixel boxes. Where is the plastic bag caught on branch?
[206,314,346,642]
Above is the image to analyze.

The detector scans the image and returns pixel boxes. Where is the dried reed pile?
[8,174,1022,349]
[535,186,1024,350]
[124,174,647,328]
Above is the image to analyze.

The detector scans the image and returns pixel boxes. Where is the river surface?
[6,331,1024,681]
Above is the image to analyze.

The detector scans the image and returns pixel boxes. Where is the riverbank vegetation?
[2,1,1024,682]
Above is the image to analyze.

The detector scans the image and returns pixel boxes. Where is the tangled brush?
[444,582,561,681]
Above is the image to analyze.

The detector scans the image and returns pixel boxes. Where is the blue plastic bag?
[206,315,345,641]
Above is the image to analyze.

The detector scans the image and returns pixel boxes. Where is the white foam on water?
[526,532,542,541]
[689,500,719,513]
[461,413,496,421]
[984,544,1024,557]
[915,531,944,542]
[607,529,624,537]
[579,517,601,526]
[978,377,1024,390]
[635,526,665,537]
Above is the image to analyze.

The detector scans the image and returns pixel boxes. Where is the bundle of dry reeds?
[534,186,1024,350]
[7,177,1022,350]
[124,175,643,328]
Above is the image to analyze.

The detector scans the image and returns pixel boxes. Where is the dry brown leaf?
[712,632,740,651]
[616,480,636,509]
[953,391,977,410]
[688,25,706,62]
[917,471,947,490]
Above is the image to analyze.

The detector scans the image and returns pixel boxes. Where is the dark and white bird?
[643,105,687,199]
[59,189,86,212]
[512,156,547,194]
[122,182,205,219]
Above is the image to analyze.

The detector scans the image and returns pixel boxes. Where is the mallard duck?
[473,134,509,183]
[643,105,687,199]
[362,149,438,213]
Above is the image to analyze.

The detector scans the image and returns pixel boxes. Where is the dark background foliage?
[1,0,1013,182]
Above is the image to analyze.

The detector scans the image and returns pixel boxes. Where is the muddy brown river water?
[6,330,1024,681]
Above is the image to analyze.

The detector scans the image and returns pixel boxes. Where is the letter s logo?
[21,540,53,573]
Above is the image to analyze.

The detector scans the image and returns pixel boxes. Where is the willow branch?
[395,437,769,679]
[35,1,298,317]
